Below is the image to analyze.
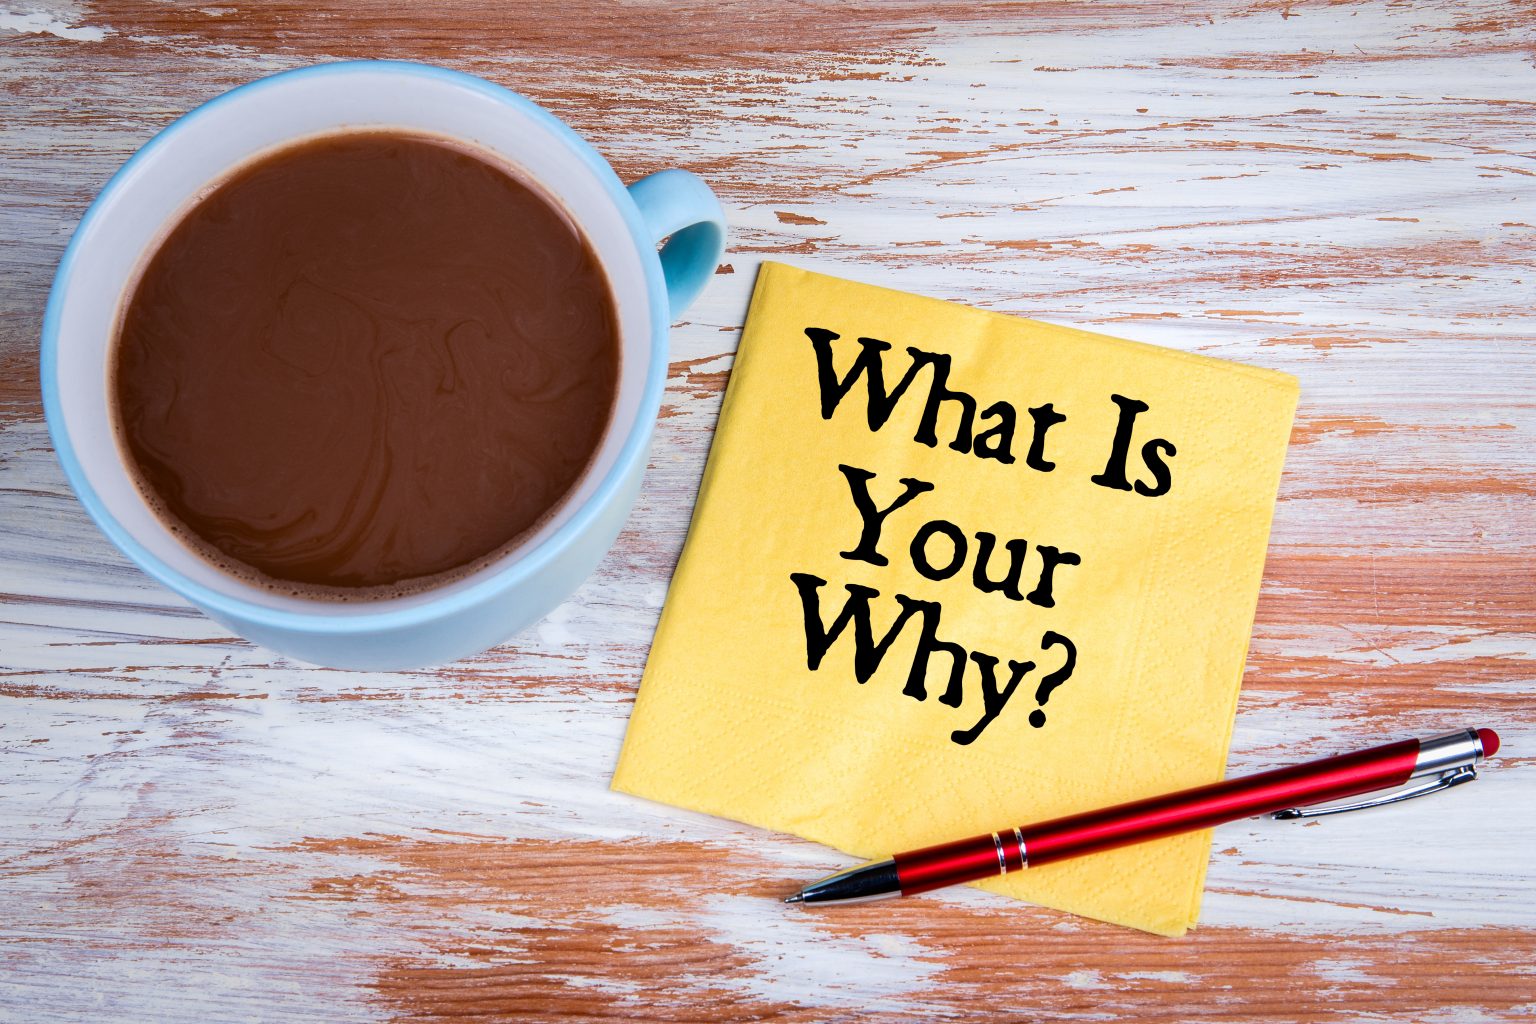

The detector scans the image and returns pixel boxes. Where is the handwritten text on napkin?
[795,326,1184,745]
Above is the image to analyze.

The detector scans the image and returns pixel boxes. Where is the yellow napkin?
[613,262,1297,936]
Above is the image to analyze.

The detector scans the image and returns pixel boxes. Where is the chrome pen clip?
[1271,728,1489,821]
[1272,764,1477,820]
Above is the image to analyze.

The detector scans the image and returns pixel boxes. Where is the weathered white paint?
[0,5,108,42]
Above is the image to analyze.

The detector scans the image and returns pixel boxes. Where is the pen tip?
[783,892,805,904]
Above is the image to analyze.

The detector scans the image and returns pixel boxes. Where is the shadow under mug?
[41,60,727,671]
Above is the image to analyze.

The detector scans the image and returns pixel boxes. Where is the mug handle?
[627,169,727,320]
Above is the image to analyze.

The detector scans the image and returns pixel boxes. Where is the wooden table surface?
[3,2,1533,1021]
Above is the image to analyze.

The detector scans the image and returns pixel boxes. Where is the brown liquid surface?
[113,132,619,595]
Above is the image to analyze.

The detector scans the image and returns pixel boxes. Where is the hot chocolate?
[111,131,620,597]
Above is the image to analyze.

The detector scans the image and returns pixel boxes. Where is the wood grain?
[2,0,1533,1020]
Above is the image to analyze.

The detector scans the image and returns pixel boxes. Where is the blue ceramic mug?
[41,61,726,670]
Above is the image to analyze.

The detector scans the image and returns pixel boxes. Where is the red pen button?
[1478,728,1500,758]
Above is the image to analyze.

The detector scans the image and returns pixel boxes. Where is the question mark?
[1028,630,1077,728]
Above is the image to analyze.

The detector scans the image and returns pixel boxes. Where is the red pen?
[785,727,1500,904]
